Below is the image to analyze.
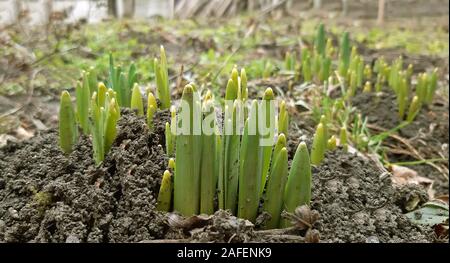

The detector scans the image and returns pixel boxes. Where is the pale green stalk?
[406,96,421,123]
[263,148,288,229]
[75,73,91,134]
[223,103,241,214]
[338,32,350,77]
[260,88,275,195]
[425,68,438,104]
[311,123,326,165]
[174,85,199,216]
[281,142,311,227]
[157,170,173,212]
[200,100,216,214]
[278,100,289,137]
[130,83,144,115]
[315,23,326,56]
[147,91,157,129]
[59,91,78,154]
[237,100,261,222]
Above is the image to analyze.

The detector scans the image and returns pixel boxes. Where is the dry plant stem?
[367,123,448,179]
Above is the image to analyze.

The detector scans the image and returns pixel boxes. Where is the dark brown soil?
[311,149,431,242]
[352,91,449,195]
[0,109,434,243]
[0,109,170,242]
[287,120,432,243]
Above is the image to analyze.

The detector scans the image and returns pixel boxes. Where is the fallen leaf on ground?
[14,126,34,140]
[166,213,213,231]
[281,205,320,230]
[390,165,434,198]
[405,200,449,227]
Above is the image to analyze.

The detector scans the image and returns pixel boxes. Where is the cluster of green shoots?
[284,24,333,84]
[156,65,344,229]
[374,56,439,123]
[58,24,441,229]
[59,46,171,164]
[284,24,440,153]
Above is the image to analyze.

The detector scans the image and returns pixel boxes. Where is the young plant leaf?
[263,147,288,229]
[282,142,312,227]
[237,100,261,222]
[311,123,326,165]
[59,91,78,154]
[157,170,173,212]
[130,84,144,116]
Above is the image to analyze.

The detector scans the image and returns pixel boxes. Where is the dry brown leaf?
[390,165,434,197]
[282,205,320,230]
[435,195,449,205]
[166,213,213,231]
[14,126,34,140]
[304,229,320,243]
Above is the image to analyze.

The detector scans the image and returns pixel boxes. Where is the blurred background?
[0,0,449,145]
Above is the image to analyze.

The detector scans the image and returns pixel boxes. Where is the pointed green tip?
[263,88,274,100]
[61,90,71,100]
[98,82,107,90]
[168,158,175,170]
[320,115,326,123]
[225,79,237,100]
[204,89,213,101]
[163,169,171,179]
[132,82,139,91]
[317,122,324,131]
[148,91,157,109]
[188,82,197,91]
[280,147,288,155]
[110,97,117,107]
[278,133,286,144]
[231,67,239,79]
[241,68,246,76]
[165,121,170,129]
[183,84,194,94]
[299,141,307,149]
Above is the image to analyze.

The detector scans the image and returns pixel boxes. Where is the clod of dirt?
[394,184,429,213]
[310,149,432,243]
[188,210,255,243]
[0,109,170,242]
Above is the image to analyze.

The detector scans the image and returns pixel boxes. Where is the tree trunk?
[377,0,385,25]
[108,0,117,17]
[122,0,135,18]
[341,0,348,16]
[313,0,321,10]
